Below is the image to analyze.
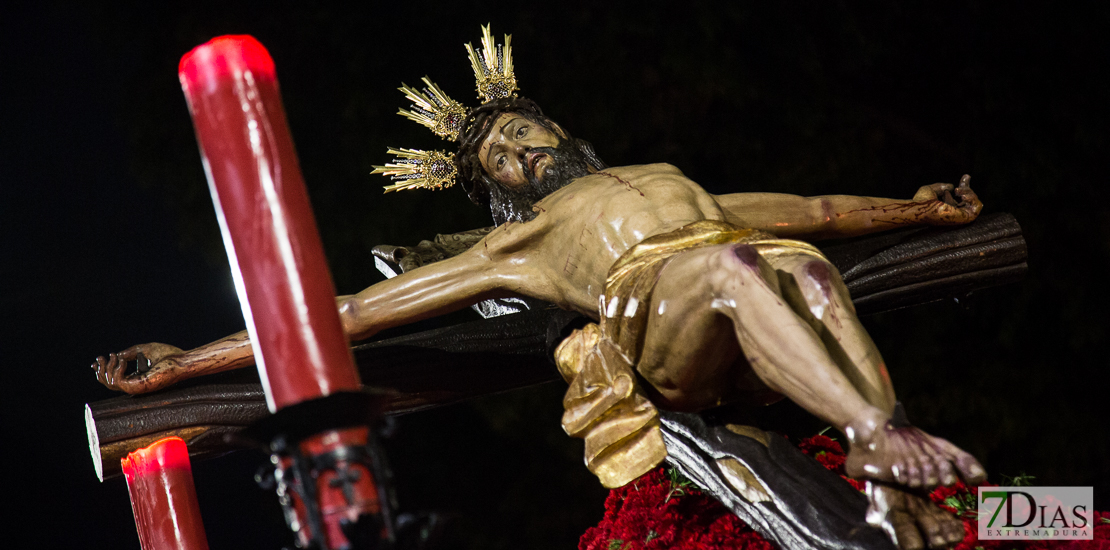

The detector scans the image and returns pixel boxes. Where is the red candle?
[178,36,361,411]
[122,437,209,550]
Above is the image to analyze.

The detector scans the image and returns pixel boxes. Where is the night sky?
[2,2,1108,548]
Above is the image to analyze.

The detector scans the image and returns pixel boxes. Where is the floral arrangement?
[580,434,1109,550]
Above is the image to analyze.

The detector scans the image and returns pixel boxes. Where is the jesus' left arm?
[714,174,982,241]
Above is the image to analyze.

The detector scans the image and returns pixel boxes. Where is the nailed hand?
[912,174,982,225]
[92,343,184,394]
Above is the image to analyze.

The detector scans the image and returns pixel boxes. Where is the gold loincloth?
[554,220,827,488]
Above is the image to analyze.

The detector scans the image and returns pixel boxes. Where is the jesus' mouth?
[527,151,545,176]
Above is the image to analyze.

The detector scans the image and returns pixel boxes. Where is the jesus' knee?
[704,243,781,298]
[787,258,857,322]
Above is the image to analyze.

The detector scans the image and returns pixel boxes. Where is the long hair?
[455,97,607,213]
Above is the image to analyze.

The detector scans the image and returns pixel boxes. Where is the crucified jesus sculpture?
[95,86,986,550]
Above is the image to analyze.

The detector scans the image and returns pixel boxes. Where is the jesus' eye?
[516,126,528,139]
[496,156,506,170]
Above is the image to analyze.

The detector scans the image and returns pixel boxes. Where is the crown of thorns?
[372,24,519,193]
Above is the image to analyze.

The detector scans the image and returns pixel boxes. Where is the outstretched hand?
[912,174,982,225]
[92,342,184,394]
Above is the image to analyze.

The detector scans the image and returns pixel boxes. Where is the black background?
[2,1,1107,547]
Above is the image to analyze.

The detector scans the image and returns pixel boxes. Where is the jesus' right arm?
[93,219,551,395]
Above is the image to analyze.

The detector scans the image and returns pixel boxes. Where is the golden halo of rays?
[375,25,520,193]
[397,77,468,142]
[465,23,518,102]
[371,148,458,193]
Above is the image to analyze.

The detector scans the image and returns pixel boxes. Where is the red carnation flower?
[798,434,845,457]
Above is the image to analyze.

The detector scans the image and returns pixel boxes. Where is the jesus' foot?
[866,482,967,549]
[843,409,986,489]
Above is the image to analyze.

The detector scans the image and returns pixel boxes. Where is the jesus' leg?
[766,253,895,414]
[766,252,985,489]
[636,243,984,491]
[766,253,976,548]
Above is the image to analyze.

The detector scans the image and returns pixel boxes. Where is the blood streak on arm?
[838,201,922,217]
[836,200,932,226]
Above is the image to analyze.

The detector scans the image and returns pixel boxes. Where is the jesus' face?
[472,110,596,224]
[477,113,563,189]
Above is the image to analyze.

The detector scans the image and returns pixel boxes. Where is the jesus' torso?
[480,163,729,317]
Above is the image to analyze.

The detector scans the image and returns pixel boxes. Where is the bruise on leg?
[801,260,849,323]
[729,243,782,295]
[731,242,760,267]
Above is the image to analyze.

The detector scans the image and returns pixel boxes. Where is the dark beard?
[488,138,593,225]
